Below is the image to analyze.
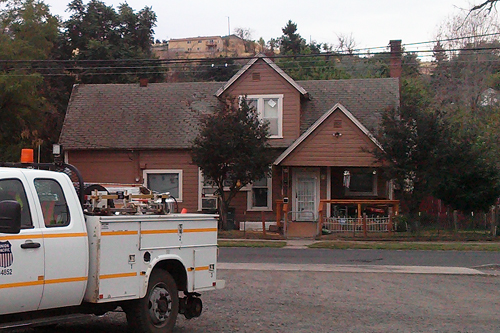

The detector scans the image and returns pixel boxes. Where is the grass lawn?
[308,241,500,251]
[218,240,287,248]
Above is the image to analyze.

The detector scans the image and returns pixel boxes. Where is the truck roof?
[0,167,63,178]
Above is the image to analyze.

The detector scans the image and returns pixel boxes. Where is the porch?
[276,199,400,239]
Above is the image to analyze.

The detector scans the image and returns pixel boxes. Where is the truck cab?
[0,168,88,315]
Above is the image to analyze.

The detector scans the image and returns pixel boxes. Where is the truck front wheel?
[124,269,179,333]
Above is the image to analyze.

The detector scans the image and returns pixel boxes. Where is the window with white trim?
[199,170,218,211]
[247,177,272,211]
[246,94,283,138]
[143,170,183,201]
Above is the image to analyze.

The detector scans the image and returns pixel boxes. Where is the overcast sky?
[43,0,486,51]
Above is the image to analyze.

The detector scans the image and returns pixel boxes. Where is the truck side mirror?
[0,200,21,234]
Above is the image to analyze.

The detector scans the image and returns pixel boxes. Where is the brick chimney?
[389,40,402,79]
[139,78,149,87]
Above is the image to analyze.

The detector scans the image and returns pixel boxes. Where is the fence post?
[283,203,289,239]
[261,211,266,237]
[318,201,324,238]
[453,210,458,234]
[276,201,282,229]
[362,213,367,238]
[388,211,393,236]
[491,206,497,237]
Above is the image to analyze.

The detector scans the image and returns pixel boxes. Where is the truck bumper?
[215,279,226,289]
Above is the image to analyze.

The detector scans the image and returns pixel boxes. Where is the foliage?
[433,132,500,212]
[192,58,239,82]
[59,0,162,84]
[0,0,59,161]
[191,97,275,229]
[376,78,443,216]
[279,20,307,55]
[378,76,500,217]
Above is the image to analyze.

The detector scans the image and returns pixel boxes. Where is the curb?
[218,263,488,275]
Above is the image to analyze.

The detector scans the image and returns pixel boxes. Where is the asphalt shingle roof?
[298,78,399,134]
[60,82,223,149]
[59,78,399,150]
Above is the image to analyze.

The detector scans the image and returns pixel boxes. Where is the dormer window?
[246,94,283,138]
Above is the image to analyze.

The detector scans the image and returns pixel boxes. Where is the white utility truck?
[0,161,224,332]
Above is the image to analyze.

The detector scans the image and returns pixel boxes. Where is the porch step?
[286,221,318,239]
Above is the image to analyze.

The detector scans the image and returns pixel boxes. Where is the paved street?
[219,247,500,269]
[4,248,500,333]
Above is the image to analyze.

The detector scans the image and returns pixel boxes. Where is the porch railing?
[318,199,400,236]
[322,216,391,233]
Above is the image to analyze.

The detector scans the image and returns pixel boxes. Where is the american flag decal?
[0,241,13,268]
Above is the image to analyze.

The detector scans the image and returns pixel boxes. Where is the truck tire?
[124,269,179,333]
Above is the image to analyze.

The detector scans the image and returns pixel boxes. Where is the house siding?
[68,149,280,225]
[222,61,302,141]
[280,109,381,167]
[68,149,200,211]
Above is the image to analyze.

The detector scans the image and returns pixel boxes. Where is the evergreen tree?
[279,20,306,55]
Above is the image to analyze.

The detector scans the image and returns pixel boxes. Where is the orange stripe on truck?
[100,272,137,279]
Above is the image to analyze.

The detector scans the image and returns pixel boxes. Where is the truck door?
[0,178,45,315]
[31,176,88,310]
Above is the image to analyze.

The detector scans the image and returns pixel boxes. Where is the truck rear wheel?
[124,269,179,333]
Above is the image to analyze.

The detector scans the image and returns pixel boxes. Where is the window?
[345,170,377,196]
[198,170,254,211]
[246,94,283,138]
[34,179,70,227]
[199,171,218,211]
[144,170,183,201]
[0,179,32,228]
[247,177,272,211]
[187,41,191,44]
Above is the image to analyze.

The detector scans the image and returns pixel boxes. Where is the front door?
[293,169,319,221]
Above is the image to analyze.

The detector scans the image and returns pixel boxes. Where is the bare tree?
[335,33,357,55]
[471,0,498,13]
[233,27,254,53]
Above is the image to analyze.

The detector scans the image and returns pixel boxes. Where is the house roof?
[59,82,223,150]
[298,78,399,134]
[59,58,399,151]
[215,55,309,98]
[274,103,384,165]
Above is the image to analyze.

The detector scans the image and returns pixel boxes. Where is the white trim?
[215,54,308,98]
[274,103,384,165]
[246,94,283,138]
[246,177,273,212]
[143,169,183,201]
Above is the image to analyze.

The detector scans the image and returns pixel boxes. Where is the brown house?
[59,51,400,237]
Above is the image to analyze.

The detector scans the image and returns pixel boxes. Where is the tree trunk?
[218,197,227,230]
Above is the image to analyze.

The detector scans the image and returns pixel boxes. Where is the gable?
[219,59,304,142]
[215,56,308,98]
[275,104,383,167]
